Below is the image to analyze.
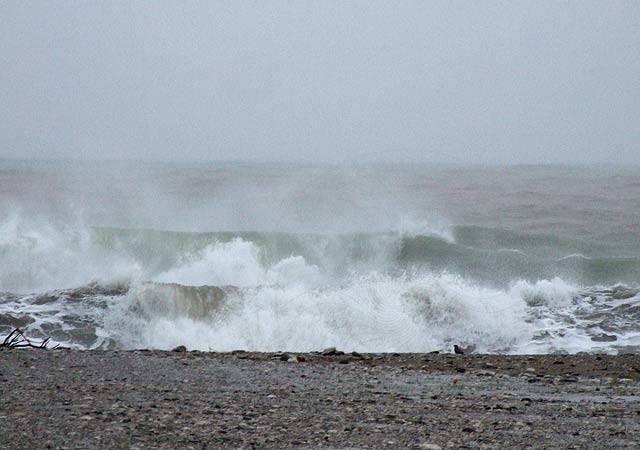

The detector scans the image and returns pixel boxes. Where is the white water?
[0,212,141,293]
[1,163,639,354]
[106,269,580,354]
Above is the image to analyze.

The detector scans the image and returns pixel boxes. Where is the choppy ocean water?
[1,161,639,354]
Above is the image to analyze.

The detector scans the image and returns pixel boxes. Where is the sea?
[1,160,639,354]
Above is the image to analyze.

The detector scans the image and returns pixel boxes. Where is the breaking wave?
[1,217,639,354]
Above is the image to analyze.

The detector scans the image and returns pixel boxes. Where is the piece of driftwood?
[0,328,58,349]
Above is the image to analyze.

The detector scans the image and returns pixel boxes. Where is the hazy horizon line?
[1,156,638,169]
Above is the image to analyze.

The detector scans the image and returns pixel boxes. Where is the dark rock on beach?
[591,333,618,342]
[321,346,345,356]
[1,349,640,449]
[0,314,35,332]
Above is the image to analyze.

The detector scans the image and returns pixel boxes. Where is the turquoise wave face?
[91,226,640,287]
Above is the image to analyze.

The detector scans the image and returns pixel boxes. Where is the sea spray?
[1,163,639,354]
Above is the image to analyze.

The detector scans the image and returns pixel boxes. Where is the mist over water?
[2,2,638,356]
[1,161,639,354]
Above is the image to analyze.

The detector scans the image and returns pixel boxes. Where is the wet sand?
[1,349,639,449]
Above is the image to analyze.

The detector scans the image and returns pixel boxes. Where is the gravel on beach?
[1,348,640,449]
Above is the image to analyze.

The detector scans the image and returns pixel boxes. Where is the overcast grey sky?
[1,1,639,164]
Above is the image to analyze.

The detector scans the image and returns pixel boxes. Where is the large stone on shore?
[591,333,617,342]
[322,347,345,356]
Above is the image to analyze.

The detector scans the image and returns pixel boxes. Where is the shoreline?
[2,349,639,448]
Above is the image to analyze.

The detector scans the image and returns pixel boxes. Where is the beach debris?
[418,444,442,450]
[273,352,304,362]
[453,344,476,355]
[0,328,58,349]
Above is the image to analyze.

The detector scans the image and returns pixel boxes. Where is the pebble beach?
[2,348,639,449]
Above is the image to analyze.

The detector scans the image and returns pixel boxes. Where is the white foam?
[557,253,591,261]
[94,236,601,353]
[153,238,323,288]
[0,213,140,293]
[105,270,537,353]
[510,277,576,307]
[394,215,454,242]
